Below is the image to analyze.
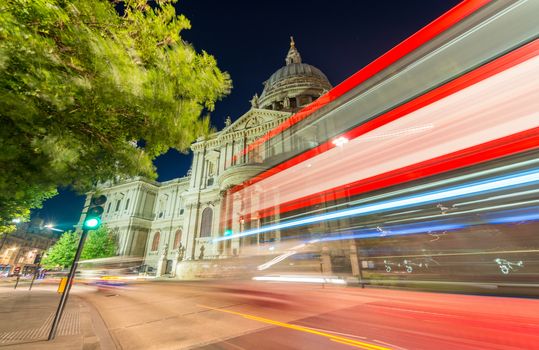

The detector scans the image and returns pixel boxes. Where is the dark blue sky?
[34,0,461,230]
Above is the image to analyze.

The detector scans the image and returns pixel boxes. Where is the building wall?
[0,222,58,276]
[77,105,330,272]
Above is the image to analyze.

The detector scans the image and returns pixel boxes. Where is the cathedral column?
[190,152,200,189]
[218,145,226,175]
[184,204,198,260]
[210,200,221,257]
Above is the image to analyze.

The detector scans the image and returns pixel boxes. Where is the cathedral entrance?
[165,259,173,275]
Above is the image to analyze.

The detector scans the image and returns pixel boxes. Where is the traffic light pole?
[48,228,89,341]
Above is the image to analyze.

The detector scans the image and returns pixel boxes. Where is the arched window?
[173,229,182,248]
[200,207,213,238]
[151,232,160,251]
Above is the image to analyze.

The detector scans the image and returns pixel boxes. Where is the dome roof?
[257,37,331,111]
[265,63,329,88]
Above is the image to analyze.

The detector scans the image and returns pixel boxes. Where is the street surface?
[71,280,539,350]
[0,279,114,349]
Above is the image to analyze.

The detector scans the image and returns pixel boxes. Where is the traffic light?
[83,195,107,230]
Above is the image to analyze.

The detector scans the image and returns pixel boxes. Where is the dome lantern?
[258,38,332,112]
[285,36,302,65]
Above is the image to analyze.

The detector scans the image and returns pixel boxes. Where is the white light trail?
[215,169,539,242]
[253,275,347,285]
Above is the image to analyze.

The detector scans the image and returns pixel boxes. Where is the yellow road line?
[331,338,374,349]
[197,304,391,350]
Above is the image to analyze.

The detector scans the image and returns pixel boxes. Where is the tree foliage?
[41,231,79,269]
[80,226,117,260]
[0,0,231,232]
[42,226,118,269]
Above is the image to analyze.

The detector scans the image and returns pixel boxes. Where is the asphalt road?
[73,280,539,350]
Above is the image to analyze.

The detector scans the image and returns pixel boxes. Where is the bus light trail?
[215,168,539,242]
[229,44,539,220]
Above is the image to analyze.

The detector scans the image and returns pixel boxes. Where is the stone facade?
[0,219,59,276]
[77,39,332,275]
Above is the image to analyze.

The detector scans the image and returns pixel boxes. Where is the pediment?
[220,108,290,136]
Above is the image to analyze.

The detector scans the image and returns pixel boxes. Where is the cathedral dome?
[265,63,329,88]
[257,37,332,112]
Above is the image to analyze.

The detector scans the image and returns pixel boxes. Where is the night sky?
[34,0,461,230]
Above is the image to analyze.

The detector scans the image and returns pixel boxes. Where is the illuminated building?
[0,218,58,276]
[76,38,332,275]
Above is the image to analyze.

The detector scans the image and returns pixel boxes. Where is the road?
[72,280,539,350]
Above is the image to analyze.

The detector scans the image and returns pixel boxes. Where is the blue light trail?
[214,168,539,242]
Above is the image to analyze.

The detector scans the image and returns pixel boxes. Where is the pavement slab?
[0,283,115,349]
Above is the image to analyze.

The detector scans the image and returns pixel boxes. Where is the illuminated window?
[200,208,213,238]
[151,232,160,251]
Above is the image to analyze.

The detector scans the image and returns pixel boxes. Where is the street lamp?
[44,224,64,232]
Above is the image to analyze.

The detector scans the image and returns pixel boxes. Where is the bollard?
[57,277,68,294]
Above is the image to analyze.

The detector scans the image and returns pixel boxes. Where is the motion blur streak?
[235,0,492,162]
[307,158,539,220]
[197,305,390,350]
[215,168,539,242]
[316,206,539,242]
[228,43,539,219]
[252,276,347,284]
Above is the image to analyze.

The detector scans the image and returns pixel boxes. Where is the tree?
[42,226,118,269]
[80,226,118,260]
[0,0,231,232]
[41,231,79,269]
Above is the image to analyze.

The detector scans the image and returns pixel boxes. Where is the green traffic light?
[224,229,233,236]
[84,217,100,229]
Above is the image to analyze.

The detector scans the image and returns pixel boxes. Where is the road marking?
[197,304,391,350]
[331,338,376,349]
[302,326,367,340]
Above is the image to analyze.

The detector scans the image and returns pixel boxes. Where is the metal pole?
[48,229,88,341]
[29,264,40,291]
[14,275,20,289]
[0,233,8,252]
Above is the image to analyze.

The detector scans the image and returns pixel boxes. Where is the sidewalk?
[0,282,115,349]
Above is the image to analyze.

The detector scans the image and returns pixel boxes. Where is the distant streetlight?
[44,224,64,232]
